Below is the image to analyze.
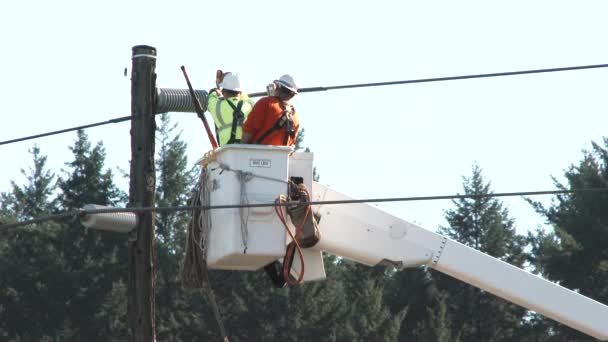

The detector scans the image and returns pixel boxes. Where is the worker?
[241,75,319,287]
[207,72,254,146]
[241,74,300,147]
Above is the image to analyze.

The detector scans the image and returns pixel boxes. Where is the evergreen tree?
[295,128,306,151]
[154,114,204,340]
[279,256,349,342]
[527,138,608,341]
[0,221,69,341]
[295,129,320,182]
[203,254,352,342]
[413,287,459,342]
[386,267,457,341]
[54,129,128,341]
[330,260,404,342]
[155,114,195,248]
[0,146,66,341]
[432,164,528,341]
[0,145,57,219]
[57,129,125,209]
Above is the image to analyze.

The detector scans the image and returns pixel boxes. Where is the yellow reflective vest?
[207,92,254,146]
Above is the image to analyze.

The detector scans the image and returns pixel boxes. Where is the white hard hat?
[220,73,242,92]
[275,74,298,94]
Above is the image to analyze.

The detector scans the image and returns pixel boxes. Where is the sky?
[1,1,607,236]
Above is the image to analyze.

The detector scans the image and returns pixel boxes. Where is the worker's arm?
[291,111,301,147]
[207,90,220,114]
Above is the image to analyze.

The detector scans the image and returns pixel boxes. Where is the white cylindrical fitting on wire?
[80,204,137,233]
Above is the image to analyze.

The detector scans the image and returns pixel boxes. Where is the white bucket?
[204,144,292,270]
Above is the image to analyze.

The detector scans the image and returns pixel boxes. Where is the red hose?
[274,195,311,286]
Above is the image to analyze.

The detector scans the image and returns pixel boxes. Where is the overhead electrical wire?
[2,63,608,147]
[0,115,132,146]
[247,63,608,97]
[2,187,608,230]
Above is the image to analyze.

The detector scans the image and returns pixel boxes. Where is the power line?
[2,187,607,230]
[2,63,608,147]
[267,63,608,96]
[0,115,132,146]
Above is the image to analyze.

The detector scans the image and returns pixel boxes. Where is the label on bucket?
[249,158,271,168]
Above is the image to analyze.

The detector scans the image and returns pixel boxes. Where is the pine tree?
[386,267,457,341]
[295,128,306,151]
[0,146,68,340]
[155,114,195,248]
[196,254,353,342]
[154,114,203,341]
[527,138,608,341]
[57,130,125,209]
[54,129,128,341]
[413,287,459,342]
[0,145,57,219]
[280,257,349,342]
[432,164,528,341]
[329,260,404,342]
[0,221,69,341]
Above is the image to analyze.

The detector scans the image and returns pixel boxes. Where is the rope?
[181,169,208,288]
[236,171,254,253]
[213,162,290,254]
[214,163,289,185]
[198,149,218,167]
[180,168,229,341]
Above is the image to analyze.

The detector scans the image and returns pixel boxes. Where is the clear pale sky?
[2,1,607,235]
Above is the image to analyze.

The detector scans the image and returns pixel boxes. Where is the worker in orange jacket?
[242,75,320,287]
[241,74,300,147]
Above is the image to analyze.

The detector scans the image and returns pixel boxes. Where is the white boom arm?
[309,182,608,341]
[201,147,607,340]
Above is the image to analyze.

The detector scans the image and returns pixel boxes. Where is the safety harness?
[224,100,246,144]
[254,101,296,145]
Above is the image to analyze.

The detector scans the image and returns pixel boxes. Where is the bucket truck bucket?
[203,144,291,270]
[200,145,326,281]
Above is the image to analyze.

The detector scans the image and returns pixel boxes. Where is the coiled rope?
[181,167,228,341]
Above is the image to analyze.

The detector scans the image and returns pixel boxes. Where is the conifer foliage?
[1,124,608,341]
[432,164,529,341]
[528,138,608,340]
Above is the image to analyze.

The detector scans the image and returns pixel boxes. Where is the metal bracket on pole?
[126,202,140,242]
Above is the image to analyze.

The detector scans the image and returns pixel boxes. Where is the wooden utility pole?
[128,45,157,342]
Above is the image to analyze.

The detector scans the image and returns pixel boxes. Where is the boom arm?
[309,182,608,341]
[200,147,607,340]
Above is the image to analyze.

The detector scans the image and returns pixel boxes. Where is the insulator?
[80,204,137,233]
[157,88,208,113]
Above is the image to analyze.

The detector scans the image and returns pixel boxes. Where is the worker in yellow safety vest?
[207,72,255,146]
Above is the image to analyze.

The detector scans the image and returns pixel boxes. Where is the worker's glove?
[215,69,224,88]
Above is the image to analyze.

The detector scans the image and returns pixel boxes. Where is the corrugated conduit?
[157,88,208,114]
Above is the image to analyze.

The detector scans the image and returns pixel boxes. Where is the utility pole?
[128,45,157,342]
